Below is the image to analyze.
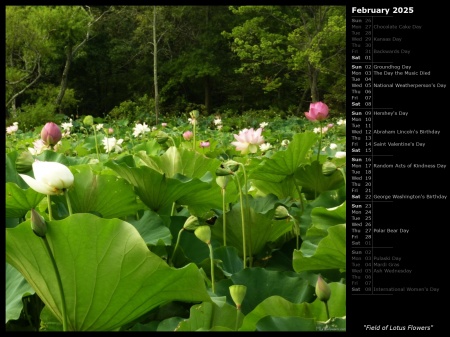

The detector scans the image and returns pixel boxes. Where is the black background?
[347,1,446,336]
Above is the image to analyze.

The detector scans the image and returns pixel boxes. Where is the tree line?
[6,5,346,124]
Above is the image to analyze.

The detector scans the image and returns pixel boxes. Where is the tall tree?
[158,6,236,115]
[5,6,48,117]
[133,6,175,124]
[223,5,345,112]
[53,6,111,111]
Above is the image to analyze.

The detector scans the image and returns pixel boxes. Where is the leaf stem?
[42,236,68,331]
[65,191,73,216]
[170,228,184,267]
[238,163,252,267]
[47,194,53,221]
[222,187,227,246]
[208,243,215,293]
[93,126,100,160]
[325,301,330,320]
[234,175,247,268]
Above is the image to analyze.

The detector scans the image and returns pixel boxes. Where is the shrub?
[6,101,65,132]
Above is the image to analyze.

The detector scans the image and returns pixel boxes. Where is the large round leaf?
[240,282,346,331]
[6,182,44,219]
[6,262,35,322]
[293,224,346,272]
[105,160,214,214]
[229,267,315,315]
[6,214,210,331]
[250,132,318,182]
[61,166,141,218]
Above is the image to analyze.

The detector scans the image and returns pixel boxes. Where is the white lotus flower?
[6,122,19,134]
[281,139,290,147]
[335,151,346,159]
[231,127,265,154]
[259,142,272,152]
[61,121,73,131]
[102,137,123,153]
[132,122,151,137]
[19,161,74,195]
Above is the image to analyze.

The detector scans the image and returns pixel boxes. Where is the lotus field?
[5,104,347,331]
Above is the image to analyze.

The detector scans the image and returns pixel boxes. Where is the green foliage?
[8,101,64,131]
[6,214,211,331]
[108,95,154,123]
[6,6,345,119]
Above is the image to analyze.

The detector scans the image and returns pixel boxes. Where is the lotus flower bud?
[274,205,290,220]
[322,161,337,176]
[40,122,62,146]
[83,115,94,126]
[194,225,211,244]
[215,166,234,176]
[190,110,199,119]
[183,215,200,231]
[108,127,114,134]
[315,274,331,302]
[216,176,231,189]
[15,151,34,173]
[155,131,169,144]
[229,285,247,309]
[19,161,74,195]
[305,101,329,122]
[224,160,239,172]
[31,208,47,237]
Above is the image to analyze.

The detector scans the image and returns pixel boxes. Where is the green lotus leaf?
[36,149,90,166]
[105,161,222,214]
[240,282,345,331]
[250,176,297,200]
[6,214,211,331]
[127,210,172,246]
[293,224,346,272]
[213,246,244,277]
[6,182,44,219]
[105,160,215,215]
[310,201,346,231]
[137,146,222,179]
[255,316,316,331]
[60,165,141,219]
[294,161,345,198]
[6,263,35,322]
[132,139,162,156]
[135,147,227,215]
[249,132,318,182]
[212,203,292,259]
[175,301,243,331]
[229,268,315,315]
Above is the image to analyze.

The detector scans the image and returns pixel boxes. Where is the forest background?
[5,5,346,128]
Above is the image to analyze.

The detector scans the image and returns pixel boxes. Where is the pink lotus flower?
[183,130,193,141]
[200,141,210,148]
[41,122,62,145]
[200,140,210,148]
[305,102,329,122]
[231,128,265,154]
